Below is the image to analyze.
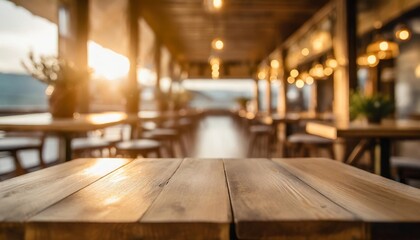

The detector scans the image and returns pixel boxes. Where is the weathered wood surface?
[140,158,231,240]
[2,158,420,240]
[224,158,362,240]
[274,158,420,240]
[0,158,131,240]
[27,158,182,240]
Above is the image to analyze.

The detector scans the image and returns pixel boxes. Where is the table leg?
[58,134,73,162]
[379,138,391,179]
[282,123,293,157]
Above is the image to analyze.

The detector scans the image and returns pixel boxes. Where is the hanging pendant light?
[395,24,412,42]
[357,53,379,67]
[366,38,399,60]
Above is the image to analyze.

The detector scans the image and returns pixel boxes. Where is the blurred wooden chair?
[392,156,420,184]
[247,124,274,157]
[286,133,335,159]
[115,139,161,158]
[0,133,45,176]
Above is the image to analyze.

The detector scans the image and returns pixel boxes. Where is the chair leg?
[248,134,256,157]
[328,145,335,160]
[11,151,26,175]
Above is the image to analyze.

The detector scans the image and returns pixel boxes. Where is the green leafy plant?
[350,91,394,123]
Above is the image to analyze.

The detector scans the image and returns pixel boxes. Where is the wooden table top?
[0,112,134,132]
[306,119,420,139]
[238,111,334,125]
[137,109,203,121]
[1,158,420,240]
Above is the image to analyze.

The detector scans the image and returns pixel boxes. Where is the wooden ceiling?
[140,0,330,65]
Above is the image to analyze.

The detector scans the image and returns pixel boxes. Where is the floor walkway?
[190,115,248,158]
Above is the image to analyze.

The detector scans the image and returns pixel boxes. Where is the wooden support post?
[126,0,140,114]
[333,0,357,123]
[266,70,272,114]
[57,0,89,113]
[278,49,288,116]
[253,79,260,113]
[154,39,163,111]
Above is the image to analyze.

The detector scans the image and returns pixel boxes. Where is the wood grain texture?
[26,158,182,240]
[224,158,362,240]
[0,158,130,239]
[274,158,420,240]
[140,158,231,240]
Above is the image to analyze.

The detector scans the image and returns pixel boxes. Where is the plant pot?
[366,115,382,124]
[48,85,77,118]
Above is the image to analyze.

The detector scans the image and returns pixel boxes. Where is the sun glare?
[88,41,130,81]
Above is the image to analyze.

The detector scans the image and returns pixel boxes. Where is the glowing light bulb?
[212,39,224,50]
[367,54,377,66]
[290,69,299,78]
[379,41,389,51]
[296,79,305,88]
[287,76,295,84]
[306,76,314,85]
[270,59,280,69]
[301,48,309,56]
[213,0,223,9]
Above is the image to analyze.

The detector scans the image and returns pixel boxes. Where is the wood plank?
[26,158,182,240]
[0,158,130,240]
[140,158,231,240]
[274,158,420,240]
[224,158,362,240]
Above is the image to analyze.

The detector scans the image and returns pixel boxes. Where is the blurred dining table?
[306,119,420,178]
[239,111,334,156]
[0,112,136,162]
[2,157,420,240]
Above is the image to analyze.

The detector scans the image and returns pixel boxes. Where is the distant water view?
[0,73,48,111]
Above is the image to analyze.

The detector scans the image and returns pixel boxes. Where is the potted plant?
[22,52,88,118]
[350,91,394,124]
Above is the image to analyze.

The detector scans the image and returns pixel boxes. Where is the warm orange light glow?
[270,59,280,69]
[209,56,221,65]
[212,39,224,50]
[258,71,266,80]
[104,196,121,205]
[85,112,126,124]
[379,41,389,51]
[213,0,223,9]
[301,48,309,56]
[290,69,299,78]
[415,65,420,78]
[326,58,338,69]
[396,29,410,41]
[88,41,130,81]
[324,67,333,76]
[367,54,377,65]
[82,159,127,177]
[296,79,305,88]
[305,76,314,85]
[287,76,295,84]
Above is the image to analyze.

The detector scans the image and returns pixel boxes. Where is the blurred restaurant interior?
[1,0,420,239]
[0,0,419,181]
